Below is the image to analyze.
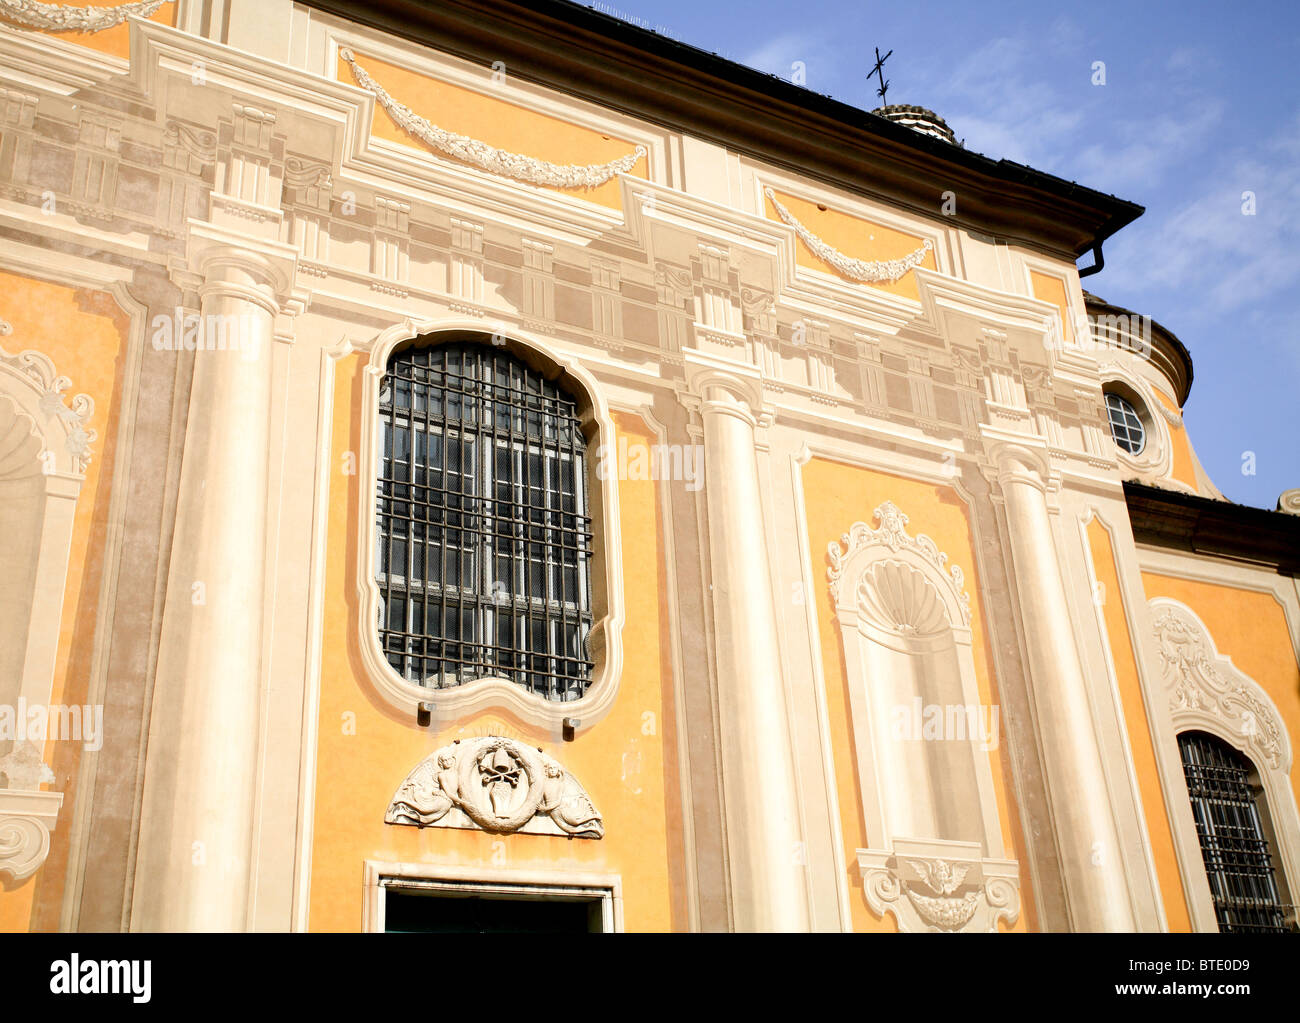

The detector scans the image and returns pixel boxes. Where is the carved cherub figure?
[385,749,458,825]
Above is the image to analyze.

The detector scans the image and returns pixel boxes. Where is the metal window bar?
[1178,731,1296,933]
[376,342,594,701]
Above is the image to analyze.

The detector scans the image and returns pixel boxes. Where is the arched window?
[375,342,593,702]
[1178,731,1294,933]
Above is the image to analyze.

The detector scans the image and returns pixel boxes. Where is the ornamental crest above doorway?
[385,736,604,839]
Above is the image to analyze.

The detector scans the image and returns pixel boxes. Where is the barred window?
[1178,731,1295,933]
[376,341,594,702]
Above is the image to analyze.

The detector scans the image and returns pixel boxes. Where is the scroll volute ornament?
[386,736,604,839]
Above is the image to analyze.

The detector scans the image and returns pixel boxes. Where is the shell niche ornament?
[385,736,604,839]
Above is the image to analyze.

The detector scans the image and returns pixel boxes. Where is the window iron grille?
[1178,731,1296,933]
[376,342,594,702]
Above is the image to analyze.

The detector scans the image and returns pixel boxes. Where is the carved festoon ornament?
[386,736,604,839]
[765,188,931,284]
[340,50,646,190]
[1150,599,1289,772]
[1155,401,1185,428]
[0,0,170,32]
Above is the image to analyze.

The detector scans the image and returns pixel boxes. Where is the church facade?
[1,0,1298,933]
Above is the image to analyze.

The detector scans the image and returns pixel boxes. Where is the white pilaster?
[132,224,300,931]
[684,350,808,932]
[988,439,1135,930]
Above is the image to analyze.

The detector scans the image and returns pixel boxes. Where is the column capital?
[979,430,1057,496]
[174,219,307,317]
[681,348,773,428]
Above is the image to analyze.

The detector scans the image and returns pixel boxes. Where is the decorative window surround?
[0,0,169,32]
[385,735,603,839]
[1094,356,1179,486]
[764,188,931,284]
[1148,597,1300,920]
[340,49,647,190]
[828,501,1018,932]
[355,319,625,732]
[1150,599,1290,773]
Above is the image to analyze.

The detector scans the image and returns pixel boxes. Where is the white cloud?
[1108,110,1300,326]
[739,31,843,90]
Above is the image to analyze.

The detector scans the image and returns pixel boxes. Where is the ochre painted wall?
[765,190,935,302]
[1151,390,1200,491]
[1087,519,1191,930]
[10,0,177,61]
[338,51,648,213]
[800,457,1035,932]
[0,272,127,932]
[307,356,685,930]
[1029,270,1074,346]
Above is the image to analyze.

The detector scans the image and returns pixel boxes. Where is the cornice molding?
[298,0,1142,262]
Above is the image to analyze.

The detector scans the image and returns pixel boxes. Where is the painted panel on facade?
[2,0,177,61]
[1087,519,1191,930]
[336,50,647,212]
[0,271,126,932]
[1029,269,1074,346]
[764,190,935,302]
[307,360,685,930]
[800,455,1034,932]
[1140,572,1300,817]
[1150,390,1199,490]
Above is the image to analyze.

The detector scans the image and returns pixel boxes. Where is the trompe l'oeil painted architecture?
[1,0,1298,934]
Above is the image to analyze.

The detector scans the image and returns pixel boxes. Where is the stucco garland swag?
[765,187,932,284]
[340,48,647,189]
[0,0,169,32]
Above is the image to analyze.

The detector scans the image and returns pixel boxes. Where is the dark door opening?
[383,887,606,933]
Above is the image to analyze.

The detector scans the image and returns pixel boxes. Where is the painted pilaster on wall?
[132,223,301,932]
[682,349,809,932]
[985,439,1135,930]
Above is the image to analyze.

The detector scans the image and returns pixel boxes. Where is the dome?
[872,104,958,145]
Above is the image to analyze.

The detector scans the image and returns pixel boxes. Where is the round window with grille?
[1104,391,1146,455]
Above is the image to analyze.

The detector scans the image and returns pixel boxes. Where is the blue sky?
[584,0,1300,509]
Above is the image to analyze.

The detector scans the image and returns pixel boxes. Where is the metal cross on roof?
[869,46,892,107]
